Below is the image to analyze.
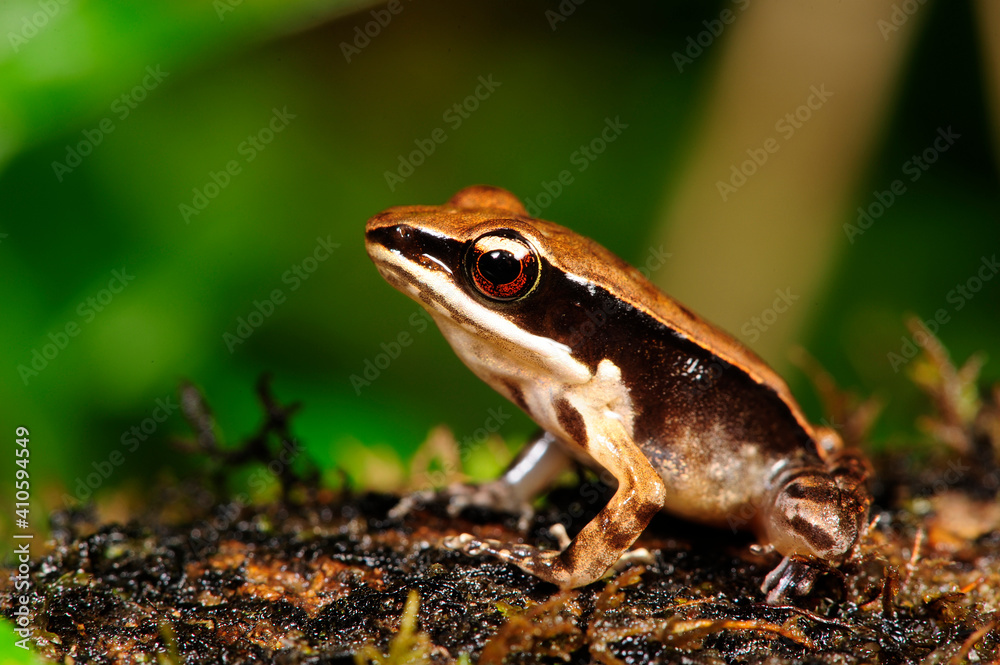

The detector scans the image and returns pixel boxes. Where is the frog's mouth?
[365,219,585,380]
[365,222,470,321]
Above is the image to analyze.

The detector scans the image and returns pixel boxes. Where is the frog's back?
[530,216,819,434]
[526,218,826,523]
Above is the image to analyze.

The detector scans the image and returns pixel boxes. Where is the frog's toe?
[443,481,535,526]
[444,532,555,566]
[390,482,535,524]
[548,523,571,550]
[443,532,485,554]
[387,489,437,520]
[761,555,819,605]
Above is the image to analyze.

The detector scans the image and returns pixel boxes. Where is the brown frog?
[365,185,871,602]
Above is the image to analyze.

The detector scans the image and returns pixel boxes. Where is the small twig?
[174,374,308,498]
[948,616,997,665]
[766,604,859,633]
[661,618,816,650]
[903,527,925,590]
[789,347,883,448]
[178,380,218,452]
[906,316,983,456]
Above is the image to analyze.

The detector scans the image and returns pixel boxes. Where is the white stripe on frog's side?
[562,358,635,440]
[521,359,636,466]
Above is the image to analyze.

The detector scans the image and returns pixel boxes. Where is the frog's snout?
[365,220,415,255]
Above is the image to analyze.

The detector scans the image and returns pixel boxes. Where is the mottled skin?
[365,185,871,603]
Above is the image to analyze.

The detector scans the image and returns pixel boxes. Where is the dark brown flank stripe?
[788,515,838,553]
[555,397,587,445]
[497,259,818,461]
[502,380,528,411]
[780,476,832,501]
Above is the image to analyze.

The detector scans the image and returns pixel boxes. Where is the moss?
[3,331,1000,664]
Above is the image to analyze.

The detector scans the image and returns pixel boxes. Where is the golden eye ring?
[466,232,540,301]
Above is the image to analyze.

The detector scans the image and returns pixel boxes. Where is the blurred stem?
[974,0,1000,169]
[652,1,924,369]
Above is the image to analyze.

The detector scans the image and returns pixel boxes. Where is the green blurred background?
[0,0,998,555]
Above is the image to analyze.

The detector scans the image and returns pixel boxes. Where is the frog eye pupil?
[478,250,520,285]
[467,232,540,301]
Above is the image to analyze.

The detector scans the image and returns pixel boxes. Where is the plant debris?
[3,329,1000,664]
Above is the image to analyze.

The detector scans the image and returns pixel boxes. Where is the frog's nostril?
[366,223,420,255]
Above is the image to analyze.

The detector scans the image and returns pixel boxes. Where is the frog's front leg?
[760,556,821,604]
[444,429,574,524]
[390,430,572,526]
[446,414,666,589]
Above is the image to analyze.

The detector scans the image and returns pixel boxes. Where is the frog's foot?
[610,547,655,575]
[548,523,571,550]
[387,489,438,520]
[389,482,535,529]
[441,481,536,529]
[588,547,655,582]
[443,532,564,581]
[760,555,820,605]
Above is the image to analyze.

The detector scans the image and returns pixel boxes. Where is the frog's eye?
[466,232,540,301]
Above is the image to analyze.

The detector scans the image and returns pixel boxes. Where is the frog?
[365,185,871,603]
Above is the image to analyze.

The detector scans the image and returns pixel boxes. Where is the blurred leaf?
[0,0,370,167]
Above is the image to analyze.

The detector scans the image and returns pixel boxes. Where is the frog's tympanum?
[365,185,871,603]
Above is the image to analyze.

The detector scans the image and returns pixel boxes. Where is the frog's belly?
[640,427,783,530]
